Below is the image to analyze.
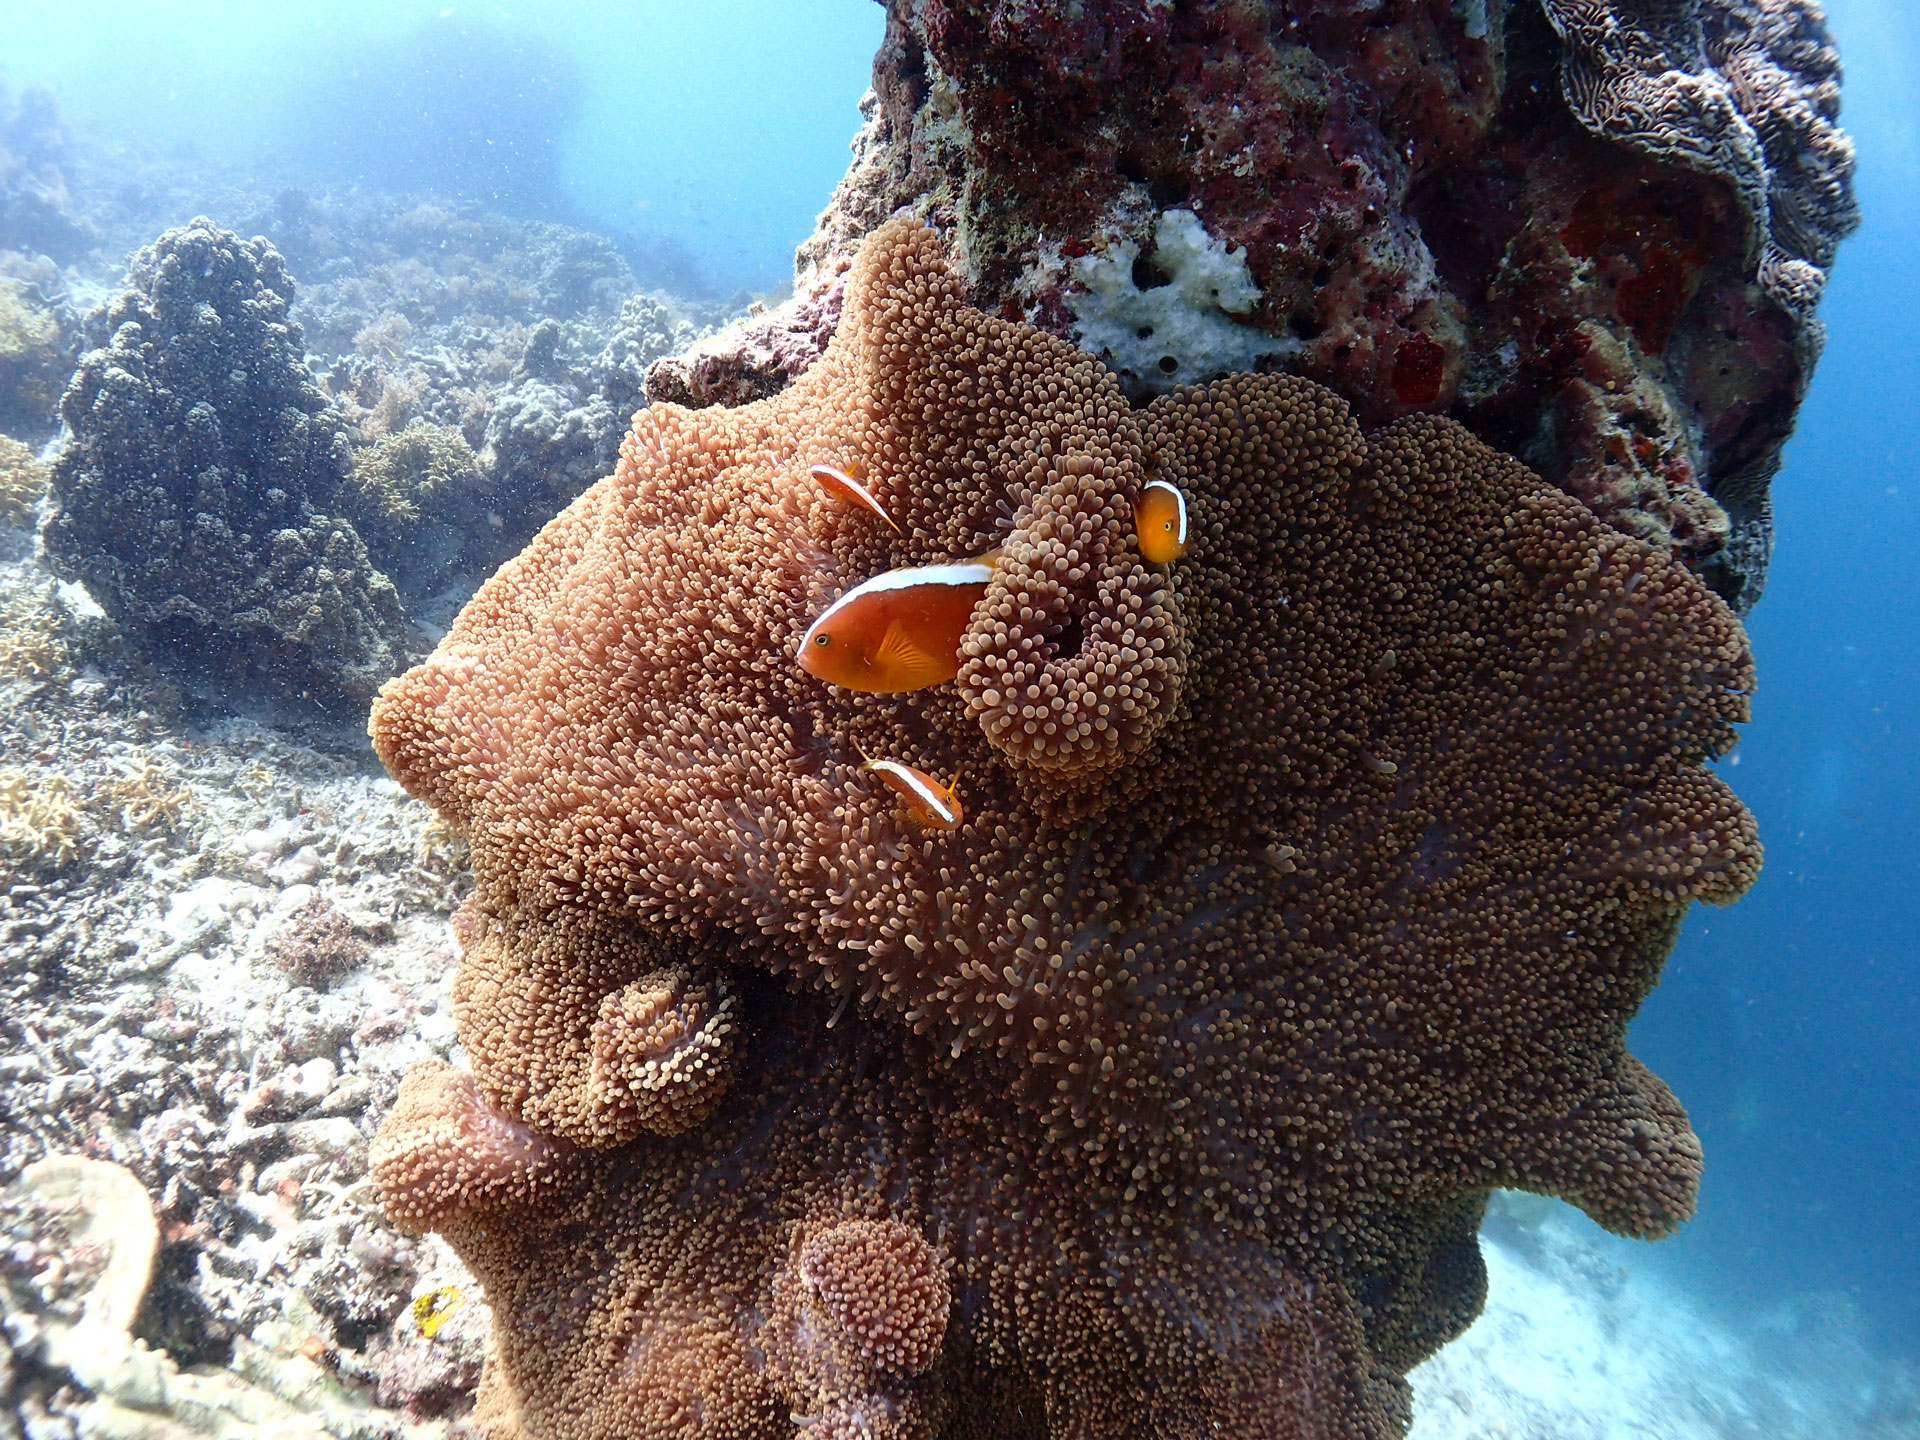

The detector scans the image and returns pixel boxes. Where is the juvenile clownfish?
[860,752,963,831]
[798,554,998,692]
[1134,478,1190,563]
[809,458,900,532]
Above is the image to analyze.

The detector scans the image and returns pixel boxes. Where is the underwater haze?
[0,0,884,292]
[0,0,1917,1436]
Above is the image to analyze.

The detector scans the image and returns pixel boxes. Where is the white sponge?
[1068,209,1294,398]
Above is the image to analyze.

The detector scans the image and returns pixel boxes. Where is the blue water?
[1631,0,1920,1355]
[3,0,1916,1391]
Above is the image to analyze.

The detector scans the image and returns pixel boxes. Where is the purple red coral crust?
[675,0,1855,612]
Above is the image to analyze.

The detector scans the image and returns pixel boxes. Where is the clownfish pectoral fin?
[872,621,950,689]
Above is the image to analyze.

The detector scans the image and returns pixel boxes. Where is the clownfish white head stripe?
[826,561,995,598]
[1134,478,1190,563]
[809,460,900,532]
[858,752,964,830]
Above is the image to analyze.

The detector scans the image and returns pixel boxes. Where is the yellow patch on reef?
[344,421,482,561]
[411,1284,463,1338]
[0,435,48,531]
[0,768,83,868]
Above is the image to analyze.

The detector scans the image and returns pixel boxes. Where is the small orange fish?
[1134,478,1190,562]
[810,458,900,532]
[799,556,997,692]
[860,753,963,830]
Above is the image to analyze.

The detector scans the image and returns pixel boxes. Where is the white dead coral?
[15,1156,162,1398]
[1067,208,1295,399]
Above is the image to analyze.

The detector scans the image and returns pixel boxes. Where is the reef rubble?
[0,546,487,1437]
[0,105,724,1436]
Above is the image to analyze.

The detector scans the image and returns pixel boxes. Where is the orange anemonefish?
[860,753,963,830]
[809,458,900,532]
[798,555,997,692]
[1134,478,1190,562]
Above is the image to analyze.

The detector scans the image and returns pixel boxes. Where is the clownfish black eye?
[814,632,831,646]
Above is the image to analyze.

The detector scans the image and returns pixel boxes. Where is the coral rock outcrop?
[371,219,1760,1439]
[1544,0,1856,323]
[46,217,416,710]
[743,0,1858,611]
[1541,0,1859,594]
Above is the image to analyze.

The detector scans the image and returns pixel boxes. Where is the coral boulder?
[370,219,1759,1438]
[46,218,416,711]
[756,0,1858,611]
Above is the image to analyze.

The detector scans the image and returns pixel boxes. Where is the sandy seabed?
[1411,1197,1917,1440]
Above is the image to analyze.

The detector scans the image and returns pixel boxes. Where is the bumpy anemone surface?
[370,218,1760,1440]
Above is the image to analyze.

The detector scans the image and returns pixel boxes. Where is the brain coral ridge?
[1542,0,1858,321]
[370,218,1760,1439]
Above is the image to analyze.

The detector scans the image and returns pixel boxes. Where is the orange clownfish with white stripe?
[859,751,963,831]
[798,554,998,692]
[809,457,900,532]
[1134,478,1190,562]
